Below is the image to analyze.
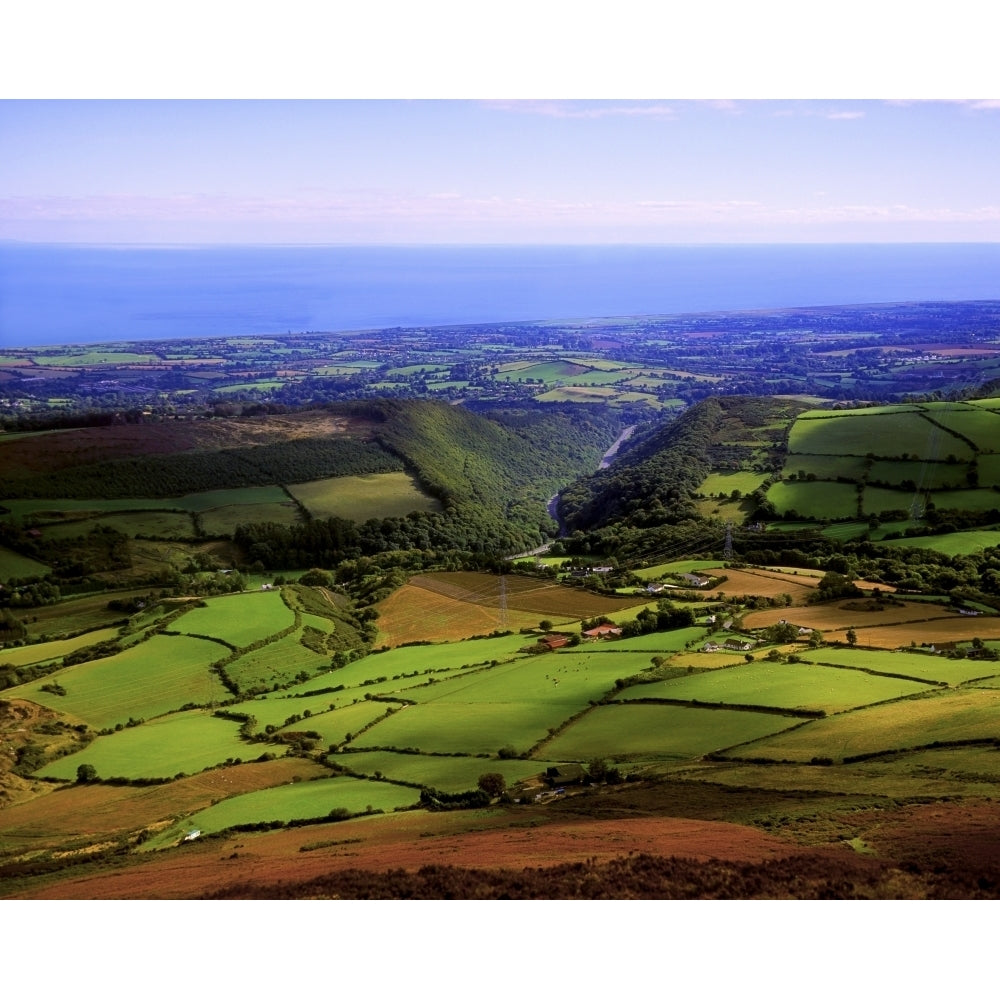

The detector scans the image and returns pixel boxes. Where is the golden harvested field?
[825,617,1000,649]
[410,572,649,617]
[723,566,892,595]
[734,688,1000,763]
[374,571,649,646]
[375,583,541,645]
[742,600,963,633]
[714,568,819,603]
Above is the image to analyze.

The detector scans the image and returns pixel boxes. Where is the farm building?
[583,624,622,639]
[545,764,586,786]
[540,634,570,651]
[570,565,615,578]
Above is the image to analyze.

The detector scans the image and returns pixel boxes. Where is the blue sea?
[1,242,999,348]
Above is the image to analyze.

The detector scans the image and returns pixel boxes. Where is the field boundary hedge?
[615,696,824,719]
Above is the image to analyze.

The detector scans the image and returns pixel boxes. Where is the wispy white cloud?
[955,99,1000,111]
[768,105,867,120]
[4,192,1000,239]
[703,100,742,113]
[885,98,1000,112]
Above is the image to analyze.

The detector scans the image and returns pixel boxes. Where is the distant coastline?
[2,242,999,348]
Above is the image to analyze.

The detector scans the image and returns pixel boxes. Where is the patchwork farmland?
[6,371,1000,897]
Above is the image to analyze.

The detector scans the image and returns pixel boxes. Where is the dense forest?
[557,396,799,534]
[235,401,623,564]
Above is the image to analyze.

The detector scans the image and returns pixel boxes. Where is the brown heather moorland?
[0,411,373,479]
[8,783,1000,900]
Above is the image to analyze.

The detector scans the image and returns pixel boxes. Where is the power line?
[497,571,509,631]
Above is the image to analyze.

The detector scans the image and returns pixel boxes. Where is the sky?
[2,6,998,245]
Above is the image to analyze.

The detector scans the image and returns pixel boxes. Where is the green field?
[149,774,421,845]
[566,369,641,387]
[499,361,590,383]
[538,703,800,762]
[779,455,867,482]
[242,690,375,730]
[336,632,533,677]
[928,489,1000,513]
[1,498,184,520]
[0,627,121,670]
[868,459,971,490]
[732,688,1000,762]
[36,710,247,780]
[918,405,1000,452]
[795,646,1000,685]
[535,386,662,408]
[36,351,160,367]
[632,560,726,580]
[38,510,197,541]
[225,632,330,693]
[213,381,289,394]
[336,749,545,792]
[172,590,295,648]
[224,634,539,719]
[287,473,441,522]
[788,410,974,460]
[17,589,161,642]
[200,500,301,534]
[402,651,637,709]
[1,486,295,525]
[0,544,50,579]
[700,471,770,495]
[6,634,227,728]
[819,522,870,542]
[878,529,1000,557]
[244,665,486,729]
[675,745,1000,800]
[977,454,1000,485]
[279,700,397,746]
[351,699,569,756]
[614,660,931,713]
[861,486,918,516]
[603,627,708,652]
[797,405,922,419]
[766,480,859,519]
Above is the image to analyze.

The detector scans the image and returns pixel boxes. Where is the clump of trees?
[619,601,696,639]
[477,772,507,798]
